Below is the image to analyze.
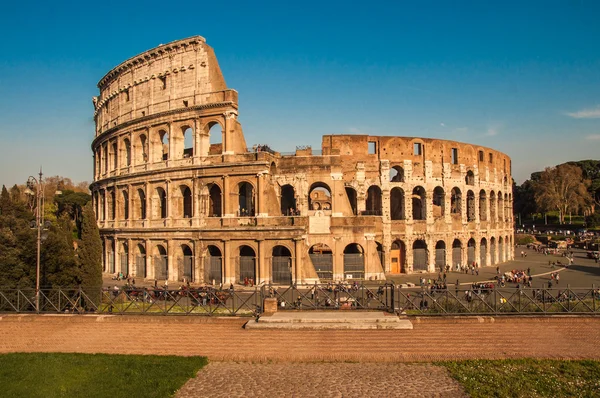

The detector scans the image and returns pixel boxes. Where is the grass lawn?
[0,353,207,398]
[441,359,600,398]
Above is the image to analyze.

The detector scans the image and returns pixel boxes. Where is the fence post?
[593,284,596,313]
[390,282,395,313]
[493,287,497,315]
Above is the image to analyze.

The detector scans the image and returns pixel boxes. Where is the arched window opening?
[181,244,194,282]
[365,185,382,216]
[208,184,222,217]
[238,182,255,216]
[269,162,277,176]
[376,241,384,268]
[124,139,131,167]
[272,245,292,285]
[309,244,333,280]
[480,238,487,267]
[343,243,364,279]
[154,245,168,280]
[465,170,475,185]
[280,184,297,216]
[467,190,476,221]
[205,245,223,284]
[467,238,476,265]
[160,130,169,161]
[452,239,462,269]
[345,187,358,215]
[504,193,509,222]
[209,123,222,145]
[136,244,146,278]
[238,245,256,284]
[451,188,462,215]
[112,142,118,170]
[139,134,148,163]
[433,187,445,218]
[390,166,405,182]
[122,190,129,220]
[479,190,487,221]
[498,192,504,221]
[183,127,193,158]
[498,237,505,263]
[412,186,426,220]
[435,240,446,270]
[137,189,146,219]
[308,183,331,211]
[390,240,406,273]
[107,190,115,220]
[390,188,405,220]
[490,191,497,221]
[412,240,428,271]
[120,242,129,277]
[156,187,167,219]
[490,237,497,265]
[181,186,192,218]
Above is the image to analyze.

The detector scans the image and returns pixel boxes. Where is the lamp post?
[25,169,44,313]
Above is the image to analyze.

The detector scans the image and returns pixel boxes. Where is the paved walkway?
[176,362,467,398]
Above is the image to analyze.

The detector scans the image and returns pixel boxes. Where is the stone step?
[244,311,413,329]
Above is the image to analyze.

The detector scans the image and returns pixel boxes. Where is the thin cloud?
[453,127,469,133]
[485,127,499,136]
[440,123,445,127]
[585,134,600,140]
[566,106,600,119]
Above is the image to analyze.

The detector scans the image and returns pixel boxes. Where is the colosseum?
[90,35,514,285]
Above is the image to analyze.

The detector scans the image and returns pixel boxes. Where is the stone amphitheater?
[90,35,514,285]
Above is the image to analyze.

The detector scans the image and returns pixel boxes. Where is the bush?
[515,234,535,245]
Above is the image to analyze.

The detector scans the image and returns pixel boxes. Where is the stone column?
[193,178,201,227]
[257,239,266,283]
[445,240,453,271]
[127,238,133,277]
[166,180,172,226]
[333,237,344,280]
[223,240,234,284]
[222,175,232,217]
[294,238,303,284]
[144,239,151,280]
[167,239,176,282]
[257,173,265,217]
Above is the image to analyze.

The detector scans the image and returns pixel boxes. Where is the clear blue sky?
[1,0,599,187]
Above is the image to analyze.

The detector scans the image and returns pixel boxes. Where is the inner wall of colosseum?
[90,36,514,285]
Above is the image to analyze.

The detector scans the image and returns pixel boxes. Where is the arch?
[208,121,223,146]
[205,245,223,284]
[238,181,255,216]
[506,235,510,261]
[137,189,146,219]
[452,239,462,268]
[272,245,292,284]
[504,193,510,222]
[208,183,222,217]
[181,185,192,218]
[111,141,118,170]
[269,162,277,176]
[479,190,487,221]
[480,238,487,267]
[122,190,129,220]
[435,240,446,270]
[490,237,497,265]
[390,187,405,220]
[467,190,476,221]
[309,243,333,280]
[451,187,462,215]
[498,237,504,263]
[433,186,445,218]
[280,184,297,216]
[181,244,194,282]
[390,165,405,182]
[120,241,129,276]
[123,138,131,167]
[412,240,428,271]
[159,130,169,161]
[498,191,504,222]
[183,127,193,158]
[137,134,148,164]
[107,189,116,220]
[465,170,475,185]
[412,186,426,220]
[309,182,332,211]
[490,190,497,221]
[238,245,256,283]
[365,185,382,215]
[343,243,364,279]
[345,187,358,215]
[467,238,476,265]
[155,187,167,219]
[136,243,146,278]
[154,244,168,280]
[108,240,115,273]
[390,240,406,273]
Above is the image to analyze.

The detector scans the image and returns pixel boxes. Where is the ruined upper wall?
[93,36,234,136]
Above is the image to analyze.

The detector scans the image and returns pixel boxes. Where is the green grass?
[440,359,600,398]
[0,353,207,398]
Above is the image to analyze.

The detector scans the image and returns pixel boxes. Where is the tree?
[533,164,592,224]
[78,202,102,288]
[41,215,81,288]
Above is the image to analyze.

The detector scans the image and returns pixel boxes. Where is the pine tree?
[78,202,102,288]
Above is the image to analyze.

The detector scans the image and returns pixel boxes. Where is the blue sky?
[1,0,599,186]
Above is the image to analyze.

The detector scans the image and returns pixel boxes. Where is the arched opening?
[390,187,405,220]
[107,190,115,220]
[452,239,462,268]
[269,162,277,176]
[343,243,364,279]
[108,240,115,274]
[490,191,496,221]
[479,190,487,221]
[138,134,148,164]
[390,165,405,182]
[183,127,193,158]
[433,187,445,218]
[156,187,167,219]
[376,241,384,268]
[490,237,496,265]
[345,187,358,215]
[159,130,169,161]
[506,235,510,260]
[154,245,168,280]
[465,170,475,185]
[238,245,256,283]
[208,184,222,217]
[181,244,194,282]
[467,238,476,265]
[111,142,118,170]
[498,192,504,222]
[208,122,222,146]
[451,187,462,216]
[412,186,426,220]
[467,190,476,221]
[137,189,146,220]
[181,186,192,218]
[309,183,332,211]
[122,190,129,220]
[480,238,487,267]
[435,240,446,270]
[238,182,255,216]
[365,185,382,215]
[120,242,129,277]
[498,237,504,263]
[280,184,297,216]
[205,245,223,284]
[123,138,131,167]
[309,244,333,280]
[390,240,406,273]
[505,194,510,222]
[136,244,146,278]
[272,245,292,284]
[412,240,428,271]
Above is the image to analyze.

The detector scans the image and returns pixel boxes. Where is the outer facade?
[91,36,514,285]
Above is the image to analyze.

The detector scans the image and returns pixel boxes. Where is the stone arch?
[119,241,129,276]
[272,245,292,284]
[205,245,223,284]
[451,187,462,215]
[182,126,194,158]
[412,186,426,220]
[280,184,297,216]
[208,183,222,217]
[390,165,405,182]
[498,191,504,222]
[390,240,406,273]
[504,193,510,221]
[181,244,194,282]
[479,190,487,221]
[465,170,475,185]
[111,141,118,170]
[490,190,497,221]
[480,238,487,267]
[498,237,504,263]
[238,181,255,216]
[136,188,146,220]
[136,243,146,278]
[433,186,445,218]
[452,239,462,268]
[365,185,382,216]
[467,190,476,221]
[157,129,169,162]
[413,240,428,271]
[390,187,405,220]
[467,238,476,265]
[345,186,358,215]
[309,182,332,211]
[490,237,497,265]
[309,243,333,280]
[435,240,446,270]
[136,133,148,164]
[180,185,192,218]
[107,189,115,220]
[153,244,168,280]
[154,187,167,219]
[238,245,257,283]
[343,243,364,279]
[123,138,131,167]
[122,190,129,220]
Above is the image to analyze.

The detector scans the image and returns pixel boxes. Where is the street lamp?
[24,168,44,313]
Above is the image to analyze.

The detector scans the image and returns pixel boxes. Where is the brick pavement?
[175,362,467,398]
